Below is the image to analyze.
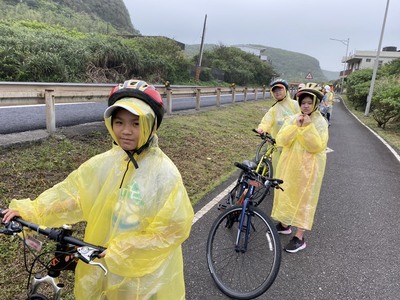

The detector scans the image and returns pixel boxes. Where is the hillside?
[185,43,340,83]
[0,0,138,34]
[323,70,340,81]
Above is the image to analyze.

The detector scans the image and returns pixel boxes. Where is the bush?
[372,77,400,129]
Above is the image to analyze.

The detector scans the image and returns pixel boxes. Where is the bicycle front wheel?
[255,139,269,162]
[206,206,281,299]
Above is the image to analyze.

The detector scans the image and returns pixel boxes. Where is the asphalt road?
[183,98,400,300]
[0,93,262,134]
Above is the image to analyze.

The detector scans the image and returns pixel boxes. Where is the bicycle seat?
[241,160,257,170]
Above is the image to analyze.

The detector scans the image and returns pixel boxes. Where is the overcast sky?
[123,0,399,72]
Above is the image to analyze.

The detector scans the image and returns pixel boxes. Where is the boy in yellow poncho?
[271,83,329,253]
[256,79,300,170]
[2,79,194,299]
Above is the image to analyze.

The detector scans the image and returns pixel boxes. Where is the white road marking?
[193,181,236,224]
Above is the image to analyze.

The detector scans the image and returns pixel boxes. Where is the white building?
[342,46,400,78]
[233,45,270,62]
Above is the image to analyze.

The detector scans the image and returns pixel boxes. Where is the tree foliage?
[345,58,400,129]
[346,69,374,110]
[371,76,400,129]
[195,45,275,86]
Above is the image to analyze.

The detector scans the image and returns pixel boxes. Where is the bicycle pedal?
[218,204,227,210]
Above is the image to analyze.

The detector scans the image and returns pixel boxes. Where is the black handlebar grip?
[234,162,249,172]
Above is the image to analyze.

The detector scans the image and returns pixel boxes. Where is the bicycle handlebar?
[234,162,283,190]
[252,129,276,145]
[0,208,106,257]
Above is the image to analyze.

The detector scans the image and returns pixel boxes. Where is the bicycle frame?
[254,131,277,177]
[232,162,283,253]
[235,181,256,253]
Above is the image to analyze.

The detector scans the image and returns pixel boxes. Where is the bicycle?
[0,208,107,300]
[234,129,278,205]
[207,161,284,299]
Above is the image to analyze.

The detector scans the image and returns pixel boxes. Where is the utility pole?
[365,0,390,116]
[330,38,349,94]
[195,14,207,82]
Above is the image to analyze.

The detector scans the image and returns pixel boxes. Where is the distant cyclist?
[322,85,335,125]
[255,79,300,169]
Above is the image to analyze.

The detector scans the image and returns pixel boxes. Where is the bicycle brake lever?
[88,261,108,275]
[76,246,108,275]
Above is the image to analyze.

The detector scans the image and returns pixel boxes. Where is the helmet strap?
[124,119,156,169]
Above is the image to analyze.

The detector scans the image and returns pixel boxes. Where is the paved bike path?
[183,98,400,299]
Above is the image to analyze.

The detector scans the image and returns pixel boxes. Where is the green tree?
[194,45,275,86]
[380,58,400,77]
[371,77,400,129]
[346,69,374,110]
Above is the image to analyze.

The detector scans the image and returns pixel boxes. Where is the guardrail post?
[195,88,201,110]
[216,88,221,107]
[166,89,172,114]
[45,89,56,134]
[254,88,258,100]
[231,84,236,103]
[262,85,266,99]
[243,87,248,102]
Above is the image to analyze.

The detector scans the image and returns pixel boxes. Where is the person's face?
[112,108,140,151]
[300,96,314,115]
[272,86,286,101]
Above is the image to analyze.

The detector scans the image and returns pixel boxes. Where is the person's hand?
[296,115,304,127]
[1,209,21,224]
[302,114,311,126]
[255,128,264,134]
[98,250,107,258]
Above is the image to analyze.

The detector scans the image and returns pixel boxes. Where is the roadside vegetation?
[345,59,400,133]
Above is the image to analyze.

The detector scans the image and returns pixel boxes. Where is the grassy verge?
[341,96,400,152]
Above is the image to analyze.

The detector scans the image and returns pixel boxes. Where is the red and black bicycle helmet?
[108,80,165,129]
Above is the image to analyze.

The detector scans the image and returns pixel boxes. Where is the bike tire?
[255,139,269,162]
[206,205,281,299]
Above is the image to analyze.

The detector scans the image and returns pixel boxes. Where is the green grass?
[0,98,398,299]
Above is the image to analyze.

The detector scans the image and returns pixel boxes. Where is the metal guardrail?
[0,82,267,133]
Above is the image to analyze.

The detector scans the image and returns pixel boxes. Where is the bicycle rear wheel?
[206,206,281,299]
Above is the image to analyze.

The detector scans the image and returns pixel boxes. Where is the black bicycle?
[206,161,283,299]
[0,209,107,300]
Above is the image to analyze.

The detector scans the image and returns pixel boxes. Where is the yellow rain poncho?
[257,91,300,169]
[271,110,328,230]
[9,98,194,299]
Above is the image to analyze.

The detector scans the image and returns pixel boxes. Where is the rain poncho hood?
[271,110,328,230]
[257,91,300,169]
[9,97,194,299]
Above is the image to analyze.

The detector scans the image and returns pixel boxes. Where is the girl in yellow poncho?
[2,79,194,299]
[271,83,328,253]
[256,79,300,170]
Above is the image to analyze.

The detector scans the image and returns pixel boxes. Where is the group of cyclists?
[255,79,330,253]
